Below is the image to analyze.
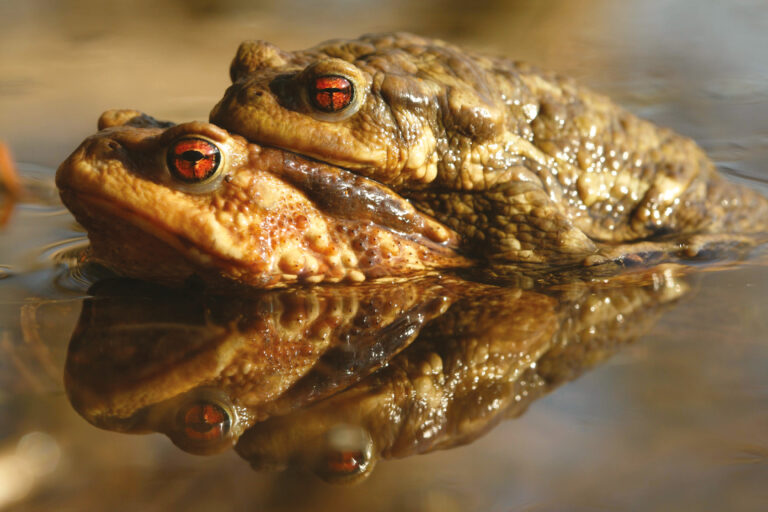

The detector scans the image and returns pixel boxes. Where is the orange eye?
[179,401,230,443]
[310,75,354,113]
[167,138,221,182]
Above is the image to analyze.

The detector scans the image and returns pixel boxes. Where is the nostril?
[92,139,123,163]
[242,86,265,102]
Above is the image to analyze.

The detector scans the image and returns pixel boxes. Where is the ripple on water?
[39,237,113,293]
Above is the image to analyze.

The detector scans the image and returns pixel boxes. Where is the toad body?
[211,32,768,264]
[57,33,768,288]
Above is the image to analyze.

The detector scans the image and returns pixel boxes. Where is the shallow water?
[1,1,768,510]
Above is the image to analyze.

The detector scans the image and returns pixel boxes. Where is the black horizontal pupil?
[180,150,205,163]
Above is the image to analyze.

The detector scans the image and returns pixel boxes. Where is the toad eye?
[178,401,231,443]
[313,424,375,484]
[310,75,354,113]
[167,138,222,183]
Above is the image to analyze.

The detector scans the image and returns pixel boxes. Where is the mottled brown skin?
[57,34,768,288]
[56,110,465,287]
[212,32,768,263]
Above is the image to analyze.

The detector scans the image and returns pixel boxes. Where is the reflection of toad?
[64,277,454,454]
[64,265,689,480]
[236,266,689,482]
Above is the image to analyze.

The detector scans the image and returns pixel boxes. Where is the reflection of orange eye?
[310,75,353,113]
[180,402,230,442]
[325,450,366,474]
[167,138,221,182]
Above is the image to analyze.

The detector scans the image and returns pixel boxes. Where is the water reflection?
[65,264,690,482]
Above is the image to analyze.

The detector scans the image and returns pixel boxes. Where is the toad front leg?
[407,181,598,264]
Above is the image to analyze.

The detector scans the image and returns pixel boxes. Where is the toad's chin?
[57,190,276,288]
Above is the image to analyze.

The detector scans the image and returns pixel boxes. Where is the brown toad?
[56,34,768,288]
[211,32,768,264]
[56,110,465,287]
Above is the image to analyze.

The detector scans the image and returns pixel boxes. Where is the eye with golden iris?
[166,137,222,183]
[309,75,354,113]
[177,401,231,443]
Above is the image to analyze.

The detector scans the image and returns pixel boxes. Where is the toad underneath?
[57,33,768,287]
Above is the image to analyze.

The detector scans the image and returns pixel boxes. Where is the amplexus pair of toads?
[56,32,768,288]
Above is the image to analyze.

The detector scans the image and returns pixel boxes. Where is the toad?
[56,110,465,287]
[57,34,768,287]
[211,32,768,264]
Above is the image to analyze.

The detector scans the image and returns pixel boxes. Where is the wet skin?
[212,32,768,264]
[56,34,768,288]
[56,110,465,288]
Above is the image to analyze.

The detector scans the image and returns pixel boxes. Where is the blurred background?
[1,1,767,510]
